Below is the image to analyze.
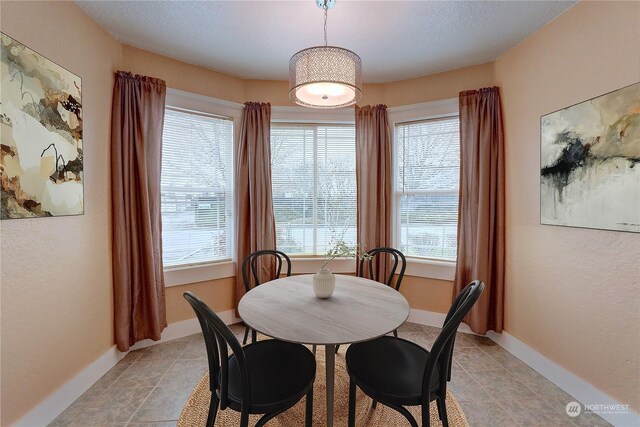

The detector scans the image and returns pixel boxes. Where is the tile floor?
[49,322,610,427]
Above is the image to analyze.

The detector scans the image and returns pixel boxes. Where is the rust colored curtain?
[235,102,276,311]
[111,71,167,352]
[355,105,392,281]
[455,87,505,335]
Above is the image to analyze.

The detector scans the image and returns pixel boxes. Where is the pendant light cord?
[323,0,328,46]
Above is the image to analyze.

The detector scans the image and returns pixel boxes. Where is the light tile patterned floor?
[49,323,610,427]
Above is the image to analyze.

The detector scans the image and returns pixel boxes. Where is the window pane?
[161,108,233,267]
[398,193,458,260]
[395,117,460,261]
[271,124,356,255]
[396,117,460,192]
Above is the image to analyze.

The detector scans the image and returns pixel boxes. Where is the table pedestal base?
[325,344,335,427]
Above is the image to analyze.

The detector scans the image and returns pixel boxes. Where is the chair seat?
[224,339,316,413]
[346,336,440,406]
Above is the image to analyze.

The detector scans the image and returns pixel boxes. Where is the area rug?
[178,344,469,426]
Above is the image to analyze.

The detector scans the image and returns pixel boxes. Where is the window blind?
[161,108,234,267]
[395,116,460,261]
[271,124,356,255]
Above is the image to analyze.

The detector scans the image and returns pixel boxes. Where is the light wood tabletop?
[238,274,409,345]
[238,274,410,427]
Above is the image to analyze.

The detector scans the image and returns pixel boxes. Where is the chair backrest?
[183,291,249,410]
[422,280,484,399]
[241,250,292,293]
[358,247,406,290]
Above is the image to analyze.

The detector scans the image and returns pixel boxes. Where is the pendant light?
[288,0,362,109]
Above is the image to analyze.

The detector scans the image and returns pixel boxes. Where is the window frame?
[270,122,357,257]
[270,106,357,272]
[162,88,243,287]
[388,98,459,281]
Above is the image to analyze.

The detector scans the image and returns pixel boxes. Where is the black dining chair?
[335,247,407,354]
[345,280,485,427]
[184,291,315,427]
[359,247,406,338]
[359,247,407,293]
[241,250,292,344]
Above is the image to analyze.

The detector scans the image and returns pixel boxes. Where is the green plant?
[320,240,372,270]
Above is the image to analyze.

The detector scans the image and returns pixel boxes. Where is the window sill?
[164,261,236,287]
[290,257,455,280]
[162,257,455,286]
[290,257,356,274]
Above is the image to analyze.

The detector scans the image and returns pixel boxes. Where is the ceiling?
[77,0,574,83]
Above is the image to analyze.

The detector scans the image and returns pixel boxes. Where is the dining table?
[238,273,410,427]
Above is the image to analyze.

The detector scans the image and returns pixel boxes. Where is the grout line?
[125,348,184,425]
[53,358,141,426]
[477,346,579,404]
[456,361,524,426]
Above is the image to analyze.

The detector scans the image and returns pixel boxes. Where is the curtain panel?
[355,105,393,283]
[234,102,277,312]
[111,71,167,352]
[455,86,506,335]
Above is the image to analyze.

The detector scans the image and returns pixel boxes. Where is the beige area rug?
[178,344,469,426]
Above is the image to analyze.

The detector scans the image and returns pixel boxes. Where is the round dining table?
[238,274,410,427]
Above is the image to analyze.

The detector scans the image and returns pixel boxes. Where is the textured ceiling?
[76,0,575,83]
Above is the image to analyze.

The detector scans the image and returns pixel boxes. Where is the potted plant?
[313,240,371,298]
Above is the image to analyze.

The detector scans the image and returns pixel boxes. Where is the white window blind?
[271,124,356,255]
[395,116,460,261]
[161,108,234,267]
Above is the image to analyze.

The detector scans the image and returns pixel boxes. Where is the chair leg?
[240,407,250,427]
[242,326,249,345]
[305,386,314,427]
[421,402,430,427]
[251,329,257,344]
[437,397,449,427]
[388,403,419,427]
[393,329,398,338]
[256,408,287,427]
[312,345,316,355]
[372,399,377,409]
[206,392,219,427]
[348,378,356,427]
[335,344,340,354]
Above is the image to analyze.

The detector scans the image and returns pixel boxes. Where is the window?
[394,116,460,261]
[161,108,234,267]
[271,124,356,255]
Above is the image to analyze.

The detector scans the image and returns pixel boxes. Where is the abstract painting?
[541,83,639,233]
[1,33,83,219]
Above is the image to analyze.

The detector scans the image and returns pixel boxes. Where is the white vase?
[313,268,336,299]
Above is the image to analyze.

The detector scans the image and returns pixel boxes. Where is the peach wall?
[494,0,640,411]
[400,277,454,314]
[165,278,235,324]
[0,2,122,425]
[383,62,494,107]
[122,45,490,109]
[121,45,245,104]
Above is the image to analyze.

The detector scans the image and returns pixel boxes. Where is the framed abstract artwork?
[1,32,83,219]
[540,82,639,233]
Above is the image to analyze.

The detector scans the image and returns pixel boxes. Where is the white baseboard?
[487,331,639,427]
[14,309,241,427]
[14,345,125,427]
[407,308,638,427]
[128,309,241,351]
[408,308,475,334]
